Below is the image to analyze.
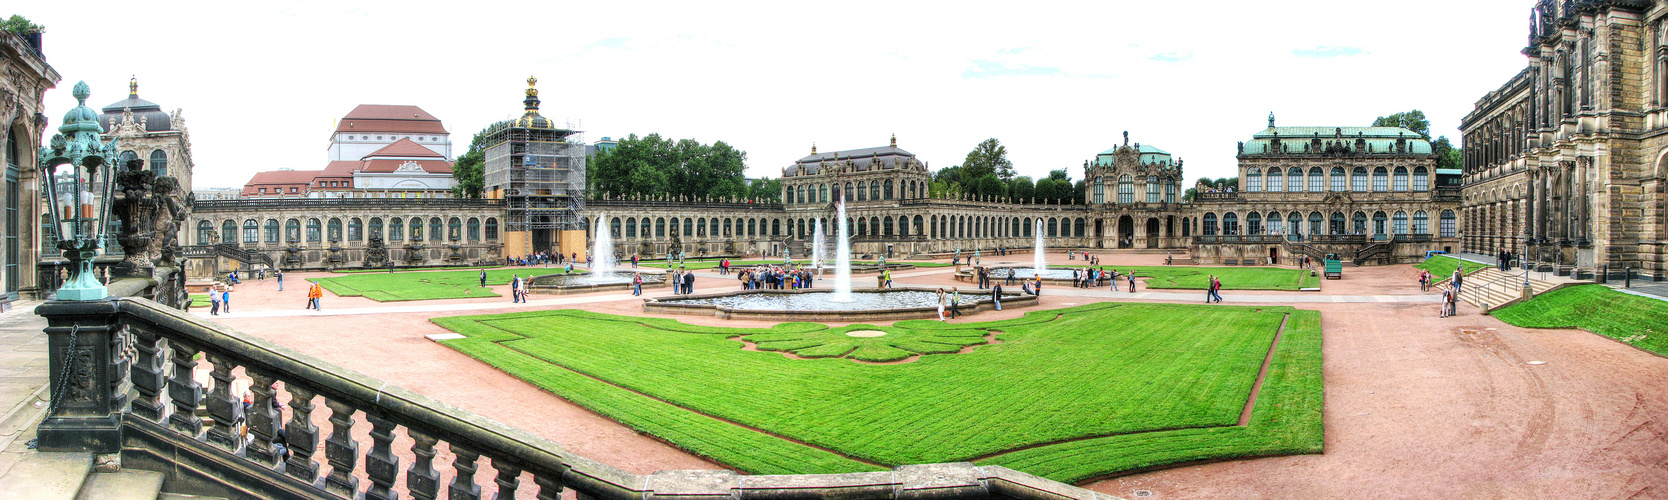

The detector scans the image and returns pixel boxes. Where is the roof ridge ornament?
[129,75,137,97]
[1268,112,1275,128]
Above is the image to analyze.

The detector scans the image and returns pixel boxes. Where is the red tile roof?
[321,161,360,176]
[364,138,445,159]
[336,105,446,133]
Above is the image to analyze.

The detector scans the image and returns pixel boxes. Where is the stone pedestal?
[34,299,126,453]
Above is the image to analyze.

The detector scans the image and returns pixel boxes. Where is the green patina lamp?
[38,81,120,300]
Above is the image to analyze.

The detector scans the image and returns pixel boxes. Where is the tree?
[587,133,750,199]
[450,131,487,198]
[1034,178,1059,201]
[1,15,44,34]
[748,177,782,202]
[1373,110,1430,139]
[969,174,1005,200]
[1431,136,1461,171]
[960,138,1016,182]
[1007,176,1035,201]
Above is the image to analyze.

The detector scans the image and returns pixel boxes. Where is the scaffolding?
[482,124,586,233]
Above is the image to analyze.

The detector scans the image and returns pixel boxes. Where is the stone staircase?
[1436,267,1569,313]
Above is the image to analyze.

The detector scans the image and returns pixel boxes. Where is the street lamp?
[38,81,120,301]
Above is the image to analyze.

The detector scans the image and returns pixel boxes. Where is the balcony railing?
[35,287,1118,500]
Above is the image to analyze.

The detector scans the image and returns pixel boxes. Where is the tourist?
[1419,270,1430,292]
[480,269,488,288]
[1128,271,1136,293]
[632,253,640,268]
[306,281,323,311]
[209,282,223,315]
[221,283,234,313]
[1452,266,1464,295]
[1109,269,1119,291]
[632,273,643,296]
[258,268,265,281]
[683,269,695,295]
[1440,286,1452,318]
[1208,276,1224,303]
[1448,283,1461,316]
[1006,269,1016,286]
[511,275,524,303]
[884,269,894,288]
[275,269,284,292]
[227,271,241,285]
[992,283,1003,311]
[936,288,948,321]
[1033,276,1043,296]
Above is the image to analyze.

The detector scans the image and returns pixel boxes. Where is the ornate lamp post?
[39,81,120,301]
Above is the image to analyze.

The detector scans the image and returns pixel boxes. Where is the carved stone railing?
[1354,241,1394,266]
[36,295,1122,500]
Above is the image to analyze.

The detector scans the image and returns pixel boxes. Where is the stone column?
[35,299,127,453]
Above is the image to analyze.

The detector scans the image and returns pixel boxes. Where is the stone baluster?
[406,428,442,500]
[449,444,483,500]
[363,412,400,500]
[284,385,321,484]
[202,352,242,452]
[127,324,168,422]
[166,341,203,437]
[534,472,562,500]
[492,460,522,500]
[244,370,281,467]
[108,324,131,413]
[323,399,361,497]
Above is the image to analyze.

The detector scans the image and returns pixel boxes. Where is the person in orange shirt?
[306,281,323,311]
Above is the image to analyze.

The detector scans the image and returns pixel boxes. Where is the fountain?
[812,218,826,275]
[832,201,853,302]
[1033,218,1046,272]
[592,212,614,275]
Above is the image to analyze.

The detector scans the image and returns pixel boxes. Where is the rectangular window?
[1393,174,1408,192]
[1372,174,1387,192]
[1331,174,1345,191]
[1352,173,1367,192]
[1146,180,1160,203]
[1309,173,1322,192]
[259,188,266,194]
[1413,173,1428,191]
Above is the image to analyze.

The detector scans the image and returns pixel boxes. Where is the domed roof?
[99,78,173,132]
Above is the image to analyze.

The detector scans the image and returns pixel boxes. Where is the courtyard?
[182,250,1668,499]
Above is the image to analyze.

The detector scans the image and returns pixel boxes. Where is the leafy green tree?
[1072,180,1087,204]
[588,134,750,199]
[1373,110,1430,139]
[748,177,782,202]
[1,15,44,34]
[1431,136,1461,171]
[1007,176,1035,201]
[960,138,1016,181]
[450,131,487,198]
[969,174,1005,199]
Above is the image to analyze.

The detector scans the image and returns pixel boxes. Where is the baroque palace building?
[1461,0,1668,280]
[1,29,58,306]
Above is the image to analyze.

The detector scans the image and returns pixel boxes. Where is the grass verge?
[1491,284,1668,356]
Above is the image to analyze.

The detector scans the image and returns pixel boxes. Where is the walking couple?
[1205,275,1223,303]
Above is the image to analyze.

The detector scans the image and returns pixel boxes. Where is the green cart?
[1323,253,1342,279]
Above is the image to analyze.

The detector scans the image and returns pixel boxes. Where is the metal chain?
[26,324,80,450]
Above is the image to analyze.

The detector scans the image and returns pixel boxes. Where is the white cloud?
[23,0,1528,189]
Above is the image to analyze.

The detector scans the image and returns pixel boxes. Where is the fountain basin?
[645,286,1037,321]
[529,270,669,295]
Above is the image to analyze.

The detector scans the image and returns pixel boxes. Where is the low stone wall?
[528,269,673,295]
[644,286,1038,321]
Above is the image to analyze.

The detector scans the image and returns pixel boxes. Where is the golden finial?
[526,76,538,97]
[811,143,817,154]
[129,75,137,96]
[890,133,896,147]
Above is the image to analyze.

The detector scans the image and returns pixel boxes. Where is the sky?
[21,0,1532,190]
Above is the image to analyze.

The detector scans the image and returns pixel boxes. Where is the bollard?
[1601,264,1608,284]
[1626,267,1632,288]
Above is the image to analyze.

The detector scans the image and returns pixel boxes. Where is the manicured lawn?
[639,260,953,270]
[1088,266,1316,291]
[188,294,210,308]
[1492,284,1668,356]
[1416,254,1489,276]
[336,265,505,274]
[433,304,1323,481]
[316,268,567,301]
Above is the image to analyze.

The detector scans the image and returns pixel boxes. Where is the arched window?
[772,219,781,236]
[1287,168,1303,192]
[119,150,138,170]
[1223,212,1239,235]
[857,182,868,201]
[1373,167,1389,192]
[1440,210,1456,237]
[1266,211,1283,235]
[1094,177,1106,203]
[656,217,666,238]
[797,186,806,204]
[626,218,637,238]
[748,219,757,237]
[683,217,694,237]
[430,218,443,241]
[411,217,424,241]
[307,218,322,242]
[1202,213,1218,236]
[1309,212,1324,236]
[243,219,259,243]
[1022,217,1031,237]
[265,219,280,243]
[1330,212,1346,235]
[1352,211,1367,234]
[1267,168,1283,192]
[884,179,894,199]
[1247,212,1263,234]
[389,218,403,241]
[196,220,213,243]
[709,218,719,238]
[1245,167,1262,192]
[819,184,828,203]
[1352,167,1368,192]
[1330,167,1346,191]
[465,218,479,241]
[1413,210,1429,234]
[1048,218,1058,237]
[367,218,382,241]
[1118,175,1134,203]
[1181,217,1191,237]
[724,218,733,237]
[1075,217,1086,237]
[1372,211,1388,238]
[883,217,893,236]
[486,218,499,239]
[1309,168,1324,192]
[1392,167,1409,191]
[1164,178,1175,203]
[1147,175,1160,202]
[449,217,462,240]
[1392,211,1408,234]
[221,220,236,244]
[149,150,168,176]
[1413,167,1429,191]
[609,217,622,238]
[870,181,880,200]
[327,218,342,242]
[844,182,854,202]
